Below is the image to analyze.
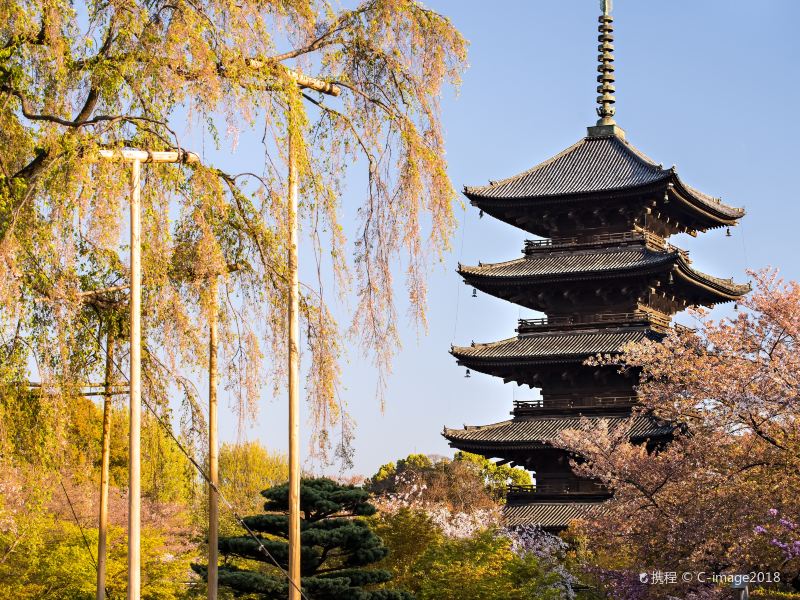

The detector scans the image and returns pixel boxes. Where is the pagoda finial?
[596,0,616,126]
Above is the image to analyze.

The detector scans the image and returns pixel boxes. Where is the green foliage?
[369,509,443,586]
[0,388,61,467]
[368,452,531,505]
[213,441,288,535]
[396,454,433,473]
[371,511,571,600]
[0,467,193,600]
[453,451,532,496]
[0,392,196,599]
[193,478,411,600]
[141,413,197,504]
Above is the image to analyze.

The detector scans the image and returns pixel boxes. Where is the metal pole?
[96,333,115,600]
[128,158,142,600]
[207,277,219,600]
[287,105,302,600]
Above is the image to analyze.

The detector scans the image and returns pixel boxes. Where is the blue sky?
[211,1,800,477]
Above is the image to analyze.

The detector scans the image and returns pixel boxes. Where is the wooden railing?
[508,480,608,495]
[517,310,671,331]
[513,396,637,413]
[524,229,666,253]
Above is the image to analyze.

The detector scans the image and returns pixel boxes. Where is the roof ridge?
[614,135,664,171]
[465,137,587,194]
[452,335,519,351]
[463,134,675,201]
[460,256,526,271]
[443,420,512,435]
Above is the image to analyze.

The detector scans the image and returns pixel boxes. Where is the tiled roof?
[451,328,651,362]
[503,501,605,528]
[464,134,743,219]
[458,246,749,298]
[459,246,673,279]
[443,415,674,447]
[465,136,665,198]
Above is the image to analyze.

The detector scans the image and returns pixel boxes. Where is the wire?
[139,395,312,600]
[451,202,468,342]
[60,479,113,599]
[99,341,312,600]
[59,479,98,569]
[739,221,749,271]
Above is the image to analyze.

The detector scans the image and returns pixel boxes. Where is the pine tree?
[193,478,412,600]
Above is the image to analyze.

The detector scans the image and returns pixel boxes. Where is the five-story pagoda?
[443,0,749,531]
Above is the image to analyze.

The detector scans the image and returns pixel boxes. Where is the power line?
[60,479,98,569]
[451,202,468,342]
[142,397,312,600]
[98,344,312,600]
[59,479,113,599]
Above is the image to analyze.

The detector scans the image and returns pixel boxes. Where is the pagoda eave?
[466,173,743,236]
[442,415,676,449]
[669,176,745,223]
[459,249,748,310]
[452,327,655,365]
[465,179,671,236]
[464,176,669,207]
[503,500,606,531]
[675,261,750,301]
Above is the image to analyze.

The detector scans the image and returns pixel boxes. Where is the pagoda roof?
[503,501,604,529]
[460,246,672,279]
[464,134,744,222]
[443,415,674,449]
[451,327,652,365]
[459,245,750,299]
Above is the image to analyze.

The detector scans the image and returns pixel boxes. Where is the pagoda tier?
[451,324,657,389]
[464,134,744,238]
[460,238,749,314]
[443,413,675,471]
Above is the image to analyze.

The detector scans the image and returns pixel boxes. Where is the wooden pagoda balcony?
[523,229,693,262]
[512,396,637,416]
[517,309,671,333]
[524,229,666,253]
[507,479,611,500]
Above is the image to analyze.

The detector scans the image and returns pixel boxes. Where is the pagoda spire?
[596,0,616,125]
[588,0,625,138]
